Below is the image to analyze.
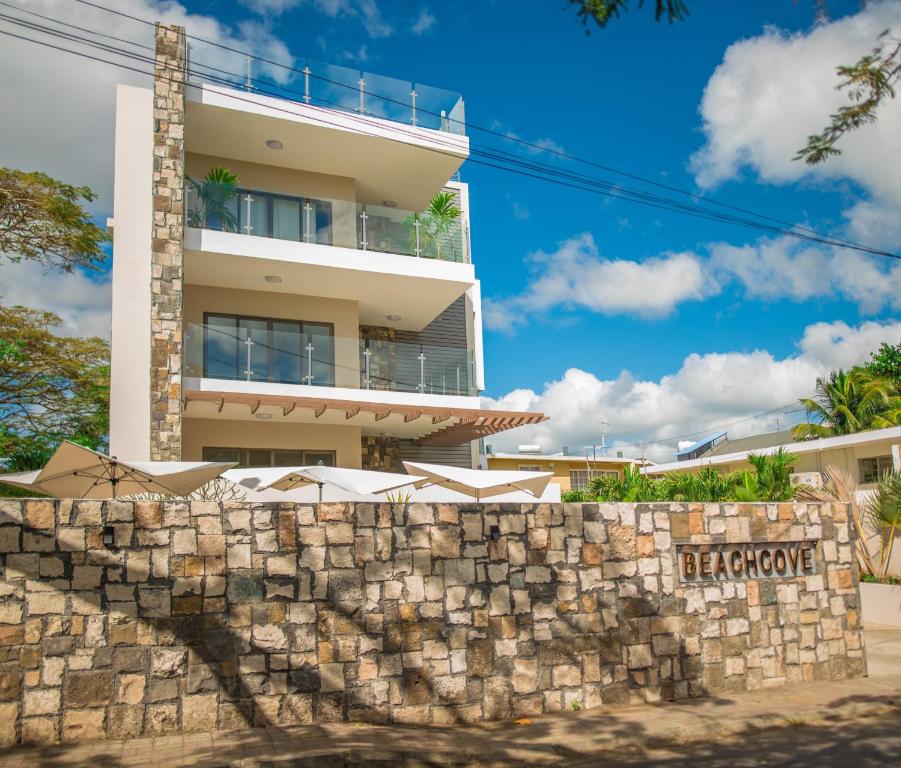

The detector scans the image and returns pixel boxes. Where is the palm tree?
[417,190,462,260]
[793,368,899,440]
[865,471,901,577]
[187,167,239,232]
[736,448,797,502]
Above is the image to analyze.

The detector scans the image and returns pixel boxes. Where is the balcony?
[187,185,468,263]
[184,321,476,398]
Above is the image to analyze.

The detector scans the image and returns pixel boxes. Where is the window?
[203,313,335,386]
[859,456,894,484]
[233,189,333,244]
[569,469,620,489]
[518,464,542,472]
[203,447,336,468]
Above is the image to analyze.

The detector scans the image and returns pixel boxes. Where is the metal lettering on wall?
[677,542,817,582]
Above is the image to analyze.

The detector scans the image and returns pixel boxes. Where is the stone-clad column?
[149,23,186,461]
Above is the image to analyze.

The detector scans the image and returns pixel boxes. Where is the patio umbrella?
[0,441,236,499]
[402,461,553,501]
[264,465,425,502]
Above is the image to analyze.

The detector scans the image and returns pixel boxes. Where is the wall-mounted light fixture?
[490,525,501,541]
[102,525,116,548]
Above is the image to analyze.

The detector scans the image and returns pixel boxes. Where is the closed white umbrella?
[0,441,236,499]
[264,465,425,502]
[402,461,553,501]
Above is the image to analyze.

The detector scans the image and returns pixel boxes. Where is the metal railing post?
[410,88,417,126]
[358,77,366,113]
[363,342,371,389]
[359,208,368,250]
[244,55,253,91]
[243,193,254,234]
[305,336,314,385]
[414,216,421,257]
[303,65,311,103]
[417,346,425,393]
[243,336,254,381]
[303,202,312,243]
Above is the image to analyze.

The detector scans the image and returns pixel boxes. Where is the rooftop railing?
[187,45,466,136]
[186,184,468,263]
[184,322,476,397]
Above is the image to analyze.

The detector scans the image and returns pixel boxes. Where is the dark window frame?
[203,447,337,468]
[202,311,335,386]
[235,188,334,246]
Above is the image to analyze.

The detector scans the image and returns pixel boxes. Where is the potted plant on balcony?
[407,190,461,260]
[187,167,239,232]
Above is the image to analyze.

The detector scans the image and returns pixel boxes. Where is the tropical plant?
[734,448,798,502]
[410,190,462,260]
[864,342,901,389]
[792,368,900,440]
[0,167,108,272]
[865,471,901,578]
[187,167,239,231]
[795,465,878,576]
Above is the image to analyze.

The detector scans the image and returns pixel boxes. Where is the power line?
[69,0,893,257]
[607,403,807,453]
[2,11,899,260]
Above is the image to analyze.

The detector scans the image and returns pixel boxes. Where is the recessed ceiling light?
[264,275,282,283]
[382,200,397,208]
[255,412,272,420]
[266,139,284,150]
[386,314,401,321]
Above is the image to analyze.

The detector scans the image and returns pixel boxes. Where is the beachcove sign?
[678,541,817,582]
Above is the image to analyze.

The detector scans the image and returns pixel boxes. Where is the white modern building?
[643,426,901,491]
[108,23,545,470]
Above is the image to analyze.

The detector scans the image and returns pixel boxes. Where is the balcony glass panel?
[187,184,468,263]
[185,322,475,396]
[186,45,466,135]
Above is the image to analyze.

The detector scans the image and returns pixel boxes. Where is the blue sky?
[0,0,898,458]
[185,0,896,390]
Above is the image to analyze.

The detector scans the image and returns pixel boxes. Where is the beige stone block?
[183,693,218,733]
[172,528,197,555]
[21,716,57,745]
[25,501,55,530]
[24,687,60,716]
[118,674,145,705]
[26,591,65,615]
[266,555,296,576]
[62,708,106,742]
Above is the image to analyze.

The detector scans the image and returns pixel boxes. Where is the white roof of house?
[644,425,901,475]
[488,453,652,465]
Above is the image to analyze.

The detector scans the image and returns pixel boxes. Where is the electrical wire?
[11,1,896,259]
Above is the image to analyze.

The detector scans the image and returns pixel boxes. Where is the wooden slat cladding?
[398,439,473,469]
[395,297,471,394]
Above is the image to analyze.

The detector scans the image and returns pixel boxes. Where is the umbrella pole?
[110,460,119,499]
[318,482,323,504]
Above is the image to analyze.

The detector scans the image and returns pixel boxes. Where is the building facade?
[109,24,544,470]
[485,452,650,492]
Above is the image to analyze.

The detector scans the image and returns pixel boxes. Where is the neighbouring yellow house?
[485,450,652,492]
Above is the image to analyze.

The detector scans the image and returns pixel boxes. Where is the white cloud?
[0,0,296,215]
[411,8,435,35]
[483,234,711,333]
[0,261,112,339]
[690,2,901,250]
[240,0,393,36]
[483,319,901,462]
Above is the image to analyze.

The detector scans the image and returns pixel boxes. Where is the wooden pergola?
[183,390,547,446]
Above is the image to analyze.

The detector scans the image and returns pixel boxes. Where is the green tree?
[865,470,901,577]
[734,448,798,502]
[796,32,901,165]
[0,305,109,457]
[864,341,901,389]
[0,167,108,272]
[568,0,689,30]
[793,368,900,440]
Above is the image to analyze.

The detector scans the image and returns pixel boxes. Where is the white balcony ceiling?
[184,228,474,331]
[186,84,469,211]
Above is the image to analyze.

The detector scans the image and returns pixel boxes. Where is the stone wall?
[0,499,864,745]
[149,23,186,461]
[361,436,402,473]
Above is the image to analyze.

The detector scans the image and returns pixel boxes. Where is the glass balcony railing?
[186,185,468,264]
[184,322,476,397]
[187,47,466,135]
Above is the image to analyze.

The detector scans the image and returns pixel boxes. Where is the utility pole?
[600,419,609,457]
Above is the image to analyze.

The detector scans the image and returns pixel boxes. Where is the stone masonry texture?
[149,23,186,461]
[0,499,865,745]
